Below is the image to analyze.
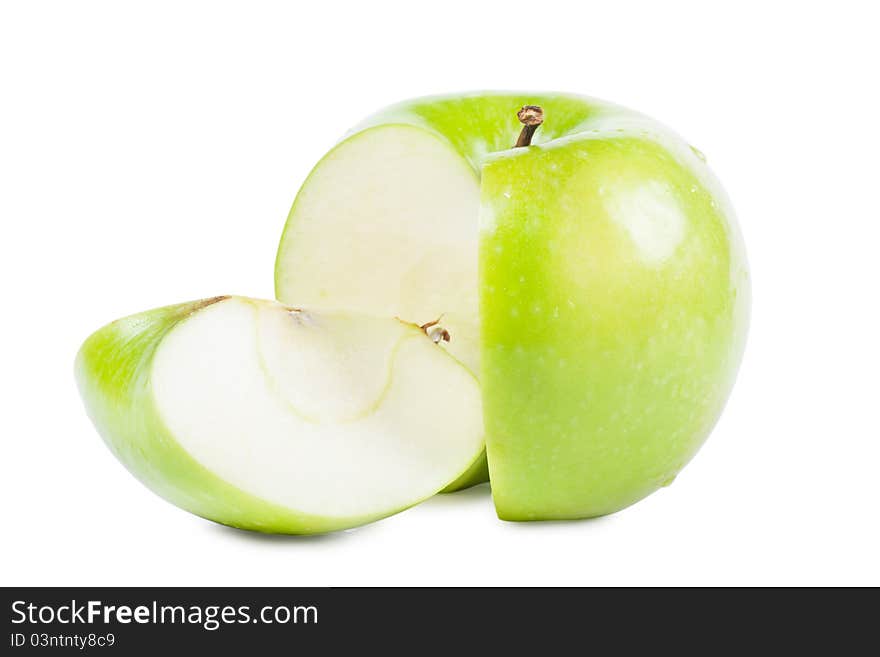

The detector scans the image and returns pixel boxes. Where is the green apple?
[75,296,484,533]
[275,92,749,519]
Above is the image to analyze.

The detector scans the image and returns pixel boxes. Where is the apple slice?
[75,296,484,534]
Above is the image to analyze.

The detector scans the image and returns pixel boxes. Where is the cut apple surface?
[275,124,482,376]
[76,296,484,534]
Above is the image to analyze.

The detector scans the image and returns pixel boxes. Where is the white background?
[2,0,878,586]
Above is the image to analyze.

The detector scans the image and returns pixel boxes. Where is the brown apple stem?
[514,105,544,147]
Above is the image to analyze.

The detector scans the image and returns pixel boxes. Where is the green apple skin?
[481,135,749,520]
[442,451,488,492]
[75,297,424,534]
[289,93,749,518]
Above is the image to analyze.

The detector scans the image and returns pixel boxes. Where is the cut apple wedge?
[75,296,484,534]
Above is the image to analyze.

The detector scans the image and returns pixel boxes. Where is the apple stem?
[514,105,544,147]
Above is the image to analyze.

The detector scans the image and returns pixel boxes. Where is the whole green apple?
[75,296,484,533]
[275,92,749,519]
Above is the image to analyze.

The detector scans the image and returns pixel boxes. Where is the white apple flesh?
[275,125,482,375]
